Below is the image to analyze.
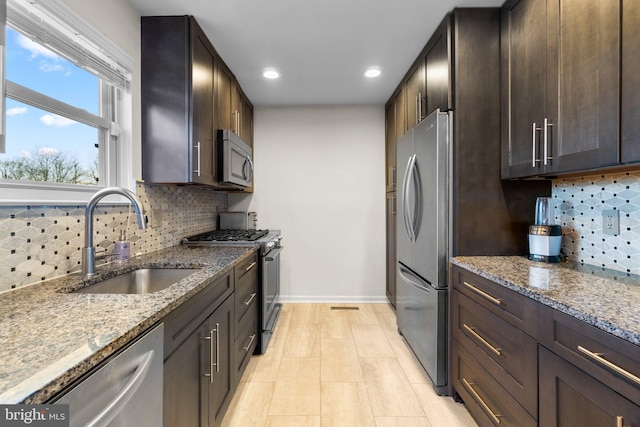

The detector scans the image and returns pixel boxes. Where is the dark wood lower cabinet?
[163,295,234,427]
[163,253,259,427]
[539,346,640,427]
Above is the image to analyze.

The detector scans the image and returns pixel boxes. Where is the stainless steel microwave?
[218,130,253,188]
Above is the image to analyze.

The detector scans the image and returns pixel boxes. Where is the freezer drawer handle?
[578,346,640,386]
[463,324,501,356]
[462,281,502,306]
[86,350,155,427]
[462,378,501,425]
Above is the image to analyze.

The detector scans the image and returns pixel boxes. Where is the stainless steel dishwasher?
[54,323,163,427]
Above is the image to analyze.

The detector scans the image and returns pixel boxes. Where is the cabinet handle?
[201,328,215,383]
[617,415,624,427]
[245,261,257,272]
[244,292,257,306]
[531,123,541,167]
[577,346,640,386]
[415,94,419,125]
[543,117,553,166]
[418,91,423,123]
[392,194,396,216]
[194,142,201,177]
[213,323,220,373]
[461,378,501,425]
[462,281,502,306]
[463,324,501,356]
[243,334,257,352]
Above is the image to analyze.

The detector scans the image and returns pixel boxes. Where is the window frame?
[0,0,134,205]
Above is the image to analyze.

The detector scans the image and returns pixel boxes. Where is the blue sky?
[1,27,100,170]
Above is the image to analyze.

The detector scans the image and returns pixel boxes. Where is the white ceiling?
[128,0,504,106]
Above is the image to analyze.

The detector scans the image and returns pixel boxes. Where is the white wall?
[229,106,387,302]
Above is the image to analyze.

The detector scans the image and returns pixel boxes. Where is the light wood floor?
[221,303,478,427]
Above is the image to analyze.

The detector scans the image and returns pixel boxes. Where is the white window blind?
[6,0,133,91]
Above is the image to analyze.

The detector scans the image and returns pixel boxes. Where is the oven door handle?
[264,246,284,261]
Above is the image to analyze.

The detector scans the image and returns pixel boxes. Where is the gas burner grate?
[186,229,269,242]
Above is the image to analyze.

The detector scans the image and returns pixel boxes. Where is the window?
[0,0,134,204]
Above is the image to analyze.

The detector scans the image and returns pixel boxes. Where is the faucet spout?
[82,187,147,278]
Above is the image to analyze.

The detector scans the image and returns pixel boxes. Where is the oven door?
[261,245,283,353]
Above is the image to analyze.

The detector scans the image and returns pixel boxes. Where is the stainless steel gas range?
[182,229,283,353]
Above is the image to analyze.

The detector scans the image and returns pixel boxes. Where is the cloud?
[40,114,76,128]
[16,33,59,60]
[37,147,60,156]
[39,63,66,73]
[7,107,27,116]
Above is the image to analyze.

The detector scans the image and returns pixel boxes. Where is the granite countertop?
[0,244,257,404]
[451,256,640,346]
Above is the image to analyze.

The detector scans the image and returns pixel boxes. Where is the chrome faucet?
[82,187,147,277]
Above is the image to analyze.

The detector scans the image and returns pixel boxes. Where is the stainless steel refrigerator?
[396,109,450,395]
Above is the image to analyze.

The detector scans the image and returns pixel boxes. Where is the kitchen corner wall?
[553,170,640,276]
[0,183,227,292]
[229,105,386,303]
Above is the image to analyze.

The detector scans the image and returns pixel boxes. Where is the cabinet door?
[540,347,640,427]
[386,192,396,307]
[216,62,233,132]
[241,98,253,147]
[621,0,640,163]
[385,97,397,192]
[424,15,451,115]
[163,321,208,427]
[204,295,235,427]
[404,61,424,131]
[545,0,620,173]
[394,87,406,141]
[191,23,216,185]
[501,0,548,179]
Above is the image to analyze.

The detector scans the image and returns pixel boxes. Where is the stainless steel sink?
[74,268,201,294]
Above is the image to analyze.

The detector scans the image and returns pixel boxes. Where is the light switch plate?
[603,209,619,235]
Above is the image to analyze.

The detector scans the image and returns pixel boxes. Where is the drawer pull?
[244,292,257,306]
[243,334,257,352]
[245,261,257,272]
[463,324,502,356]
[463,281,502,306]
[462,378,501,425]
[578,346,640,386]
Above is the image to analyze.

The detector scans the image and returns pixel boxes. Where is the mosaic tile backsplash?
[0,183,227,291]
[553,170,640,276]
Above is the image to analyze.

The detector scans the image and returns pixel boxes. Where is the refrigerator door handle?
[411,156,423,239]
[398,265,431,293]
[402,154,417,241]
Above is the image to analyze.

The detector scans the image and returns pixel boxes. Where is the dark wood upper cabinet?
[215,61,234,134]
[404,61,424,131]
[141,16,217,185]
[424,16,452,115]
[501,0,620,179]
[622,0,640,164]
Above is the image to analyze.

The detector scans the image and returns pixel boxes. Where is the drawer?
[162,271,233,358]
[235,251,259,285]
[234,307,258,379]
[539,304,640,406]
[451,265,539,338]
[452,289,538,417]
[234,264,258,329]
[452,340,536,427]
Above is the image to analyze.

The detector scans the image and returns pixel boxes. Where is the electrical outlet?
[603,209,619,235]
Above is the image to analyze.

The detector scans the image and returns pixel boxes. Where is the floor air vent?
[330,306,360,310]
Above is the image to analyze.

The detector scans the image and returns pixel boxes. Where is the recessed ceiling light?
[364,67,381,78]
[263,69,280,79]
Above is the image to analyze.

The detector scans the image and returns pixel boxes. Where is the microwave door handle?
[244,155,254,181]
